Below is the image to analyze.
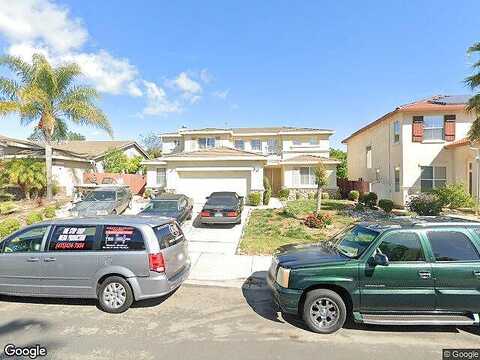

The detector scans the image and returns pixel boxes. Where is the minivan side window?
[49,226,97,251]
[427,231,480,262]
[154,222,184,249]
[100,226,146,251]
[2,227,49,253]
[377,232,425,262]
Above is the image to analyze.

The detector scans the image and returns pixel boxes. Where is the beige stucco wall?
[52,160,93,195]
[282,163,337,190]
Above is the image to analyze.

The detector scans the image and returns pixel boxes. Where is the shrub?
[308,192,315,200]
[0,201,16,215]
[321,192,330,200]
[248,192,261,206]
[143,188,154,199]
[318,212,333,226]
[304,212,334,228]
[361,192,378,209]
[0,218,21,238]
[407,193,443,216]
[26,211,43,225]
[348,190,360,201]
[354,202,366,212]
[295,192,302,200]
[278,188,290,200]
[432,184,474,209]
[378,199,394,213]
[263,177,271,205]
[43,206,56,219]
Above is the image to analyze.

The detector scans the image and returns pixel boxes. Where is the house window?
[309,137,319,145]
[299,167,315,186]
[198,137,216,149]
[234,140,245,150]
[293,139,302,146]
[393,121,400,143]
[251,139,261,151]
[366,146,372,169]
[267,139,278,154]
[394,167,400,192]
[423,116,444,141]
[156,168,166,187]
[420,166,446,192]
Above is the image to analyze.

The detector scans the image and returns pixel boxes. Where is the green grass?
[239,199,355,255]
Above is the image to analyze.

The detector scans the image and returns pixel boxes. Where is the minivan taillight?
[200,211,211,217]
[149,253,166,273]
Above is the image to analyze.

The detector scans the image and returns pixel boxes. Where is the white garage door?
[176,171,251,205]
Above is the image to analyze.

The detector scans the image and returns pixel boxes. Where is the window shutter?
[444,115,456,142]
[412,116,424,143]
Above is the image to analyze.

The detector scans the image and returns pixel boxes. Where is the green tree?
[139,132,161,158]
[313,163,328,214]
[102,149,129,173]
[330,148,347,179]
[2,158,46,199]
[0,54,111,200]
[466,42,480,141]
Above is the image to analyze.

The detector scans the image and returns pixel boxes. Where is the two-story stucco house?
[342,95,477,206]
[143,127,340,204]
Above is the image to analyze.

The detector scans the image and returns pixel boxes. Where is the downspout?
[470,146,480,216]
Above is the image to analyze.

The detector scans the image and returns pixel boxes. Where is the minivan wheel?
[98,276,134,314]
[302,289,346,334]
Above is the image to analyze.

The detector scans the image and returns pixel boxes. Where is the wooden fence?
[337,179,369,199]
[83,173,146,195]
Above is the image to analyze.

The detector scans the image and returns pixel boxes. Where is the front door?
[265,167,282,195]
[0,226,50,296]
[359,230,435,312]
[425,229,480,313]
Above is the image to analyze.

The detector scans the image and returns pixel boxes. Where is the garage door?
[176,171,251,205]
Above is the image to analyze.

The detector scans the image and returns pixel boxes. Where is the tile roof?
[162,146,266,159]
[444,137,471,149]
[163,126,334,135]
[281,154,341,164]
[342,95,470,144]
[53,140,147,159]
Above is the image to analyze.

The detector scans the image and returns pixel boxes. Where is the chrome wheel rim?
[310,297,339,328]
[103,282,127,309]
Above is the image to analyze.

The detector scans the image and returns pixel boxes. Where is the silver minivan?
[0,216,190,313]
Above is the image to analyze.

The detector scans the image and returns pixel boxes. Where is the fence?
[337,179,369,199]
[83,173,146,195]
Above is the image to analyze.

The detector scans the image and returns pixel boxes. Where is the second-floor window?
[198,137,216,149]
[366,146,372,169]
[309,137,319,145]
[393,121,400,143]
[234,140,245,150]
[251,139,261,151]
[423,116,444,141]
[267,139,278,154]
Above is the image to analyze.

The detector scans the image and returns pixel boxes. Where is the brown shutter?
[444,115,456,142]
[412,116,424,142]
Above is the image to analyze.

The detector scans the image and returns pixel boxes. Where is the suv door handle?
[26,257,40,262]
[43,257,56,262]
[418,271,432,279]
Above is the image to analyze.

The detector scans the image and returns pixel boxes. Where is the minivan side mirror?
[373,253,389,266]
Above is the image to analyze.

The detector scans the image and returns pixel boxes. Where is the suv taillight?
[149,253,166,273]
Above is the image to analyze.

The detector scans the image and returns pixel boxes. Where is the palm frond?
[60,85,99,104]
[466,94,480,114]
[0,101,19,116]
[60,100,113,137]
[0,55,33,83]
[0,77,19,100]
[31,54,56,99]
[54,63,81,97]
[465,73,480,90]
[469,117,480,141]
[19,85,50,107]
[467,42,480,55]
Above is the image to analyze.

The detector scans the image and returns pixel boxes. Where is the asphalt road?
[0,283,479,360]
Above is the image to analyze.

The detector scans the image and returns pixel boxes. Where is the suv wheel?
[98,276,134,313]
[303,289,346,334]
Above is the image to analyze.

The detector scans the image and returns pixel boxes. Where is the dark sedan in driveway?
[200,192,244,225]
[140,194,193,225]
[71,186,132,217]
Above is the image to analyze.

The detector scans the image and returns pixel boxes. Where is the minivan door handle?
[43,257,56,262]
[26,257,40,262]
[473,270,480,278]
[418,271,432,279]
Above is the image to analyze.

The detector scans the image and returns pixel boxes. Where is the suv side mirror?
[373,253,389,266]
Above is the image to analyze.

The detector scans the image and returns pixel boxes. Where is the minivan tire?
[98,276,134,314]
[302,289,346,334]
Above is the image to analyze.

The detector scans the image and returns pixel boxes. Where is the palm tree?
[313,163,328,214]
[0,54,112,200]
[466,42,480,141]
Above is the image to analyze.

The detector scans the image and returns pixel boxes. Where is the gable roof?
[53,141,149,159]
[143,147,267,163]
[342,95,470,144]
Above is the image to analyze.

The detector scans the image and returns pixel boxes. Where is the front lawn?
[238,199,356,255]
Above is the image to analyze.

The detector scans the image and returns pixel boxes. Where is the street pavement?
[0,283,479,360]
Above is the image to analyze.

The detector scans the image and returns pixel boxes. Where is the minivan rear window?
[49,226,97,251]
[153,222,184,249]
[100,226,146,251]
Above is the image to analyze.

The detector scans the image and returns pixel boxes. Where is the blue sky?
[0,0,479,148]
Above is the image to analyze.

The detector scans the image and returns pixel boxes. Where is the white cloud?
[199,68,213,84]
[142,81,181,116]
[213,89,229,100]
[172,72,202,94]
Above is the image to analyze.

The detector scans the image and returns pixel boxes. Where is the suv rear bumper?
[129,260,191,301]
[267,271,302,315]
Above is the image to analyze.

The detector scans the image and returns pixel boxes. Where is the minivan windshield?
[332,225,379,258]
[84,191,116,202]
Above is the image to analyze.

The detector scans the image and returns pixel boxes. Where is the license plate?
[214,212,223,217]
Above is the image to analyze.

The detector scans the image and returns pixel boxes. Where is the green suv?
[267,217,480,334]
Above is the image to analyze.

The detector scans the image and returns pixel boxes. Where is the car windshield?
[143,200,179,213]
[84,191,116,202]
[332,225,379,258]
[206,196,237,207]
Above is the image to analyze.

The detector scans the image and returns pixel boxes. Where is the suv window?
[427,231,480,261]
[378,232,425,262]
[2,227,49,253]
[154,222,184,249]
[100,226,145,251]
[49,226,97,251]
